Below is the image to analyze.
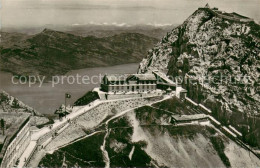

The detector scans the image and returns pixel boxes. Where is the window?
[137,86,139,90]
[127,86,130,89]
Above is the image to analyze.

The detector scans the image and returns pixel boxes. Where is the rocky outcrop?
[0,91,40,115]
[138,7,260,147]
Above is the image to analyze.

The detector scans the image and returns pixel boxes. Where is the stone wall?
[105,92,162,100]
[26,96,164,166]
[75,96,163,128]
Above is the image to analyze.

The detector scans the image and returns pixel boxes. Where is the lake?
[0,63,139,115]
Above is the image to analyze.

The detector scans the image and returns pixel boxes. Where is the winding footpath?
[17,94,171,168]
[100,95,172,168]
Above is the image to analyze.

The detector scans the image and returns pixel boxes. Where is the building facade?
[1,118,31,168]
[101,74,157,93]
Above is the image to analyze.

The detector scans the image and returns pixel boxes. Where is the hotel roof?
[104,74,131,82]
[104,73,157,82]
[132,74,157,81]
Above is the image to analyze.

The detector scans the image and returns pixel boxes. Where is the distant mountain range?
[65,24,174,39]
[2,24,174,39]
[0,28,160,78]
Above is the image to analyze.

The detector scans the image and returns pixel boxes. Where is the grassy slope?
[106,116,152,167]
[39,132,105,167]
[73,91,99,106]
[152,96,200,115]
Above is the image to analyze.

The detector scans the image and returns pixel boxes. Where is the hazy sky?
[1,0,260,28]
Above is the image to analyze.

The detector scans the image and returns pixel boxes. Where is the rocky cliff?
[138,7,260,147]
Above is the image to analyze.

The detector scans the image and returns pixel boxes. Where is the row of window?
[3,123,31,168]
[110,85,156,90]
[108,81,156,85]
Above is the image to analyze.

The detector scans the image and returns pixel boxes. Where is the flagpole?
[65,93,67,117]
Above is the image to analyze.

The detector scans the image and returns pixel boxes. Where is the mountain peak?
[41,28,67,36]
[138,5,260,148]
[139,6,260,114]
[37,28,77,39]
[42,28,54,33]
[195,5,254,23]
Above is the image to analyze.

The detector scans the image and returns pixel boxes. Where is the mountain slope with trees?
[0,29,159,78]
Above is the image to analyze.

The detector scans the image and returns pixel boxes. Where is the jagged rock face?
[138,8,260,116]
[0,91,40,115]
